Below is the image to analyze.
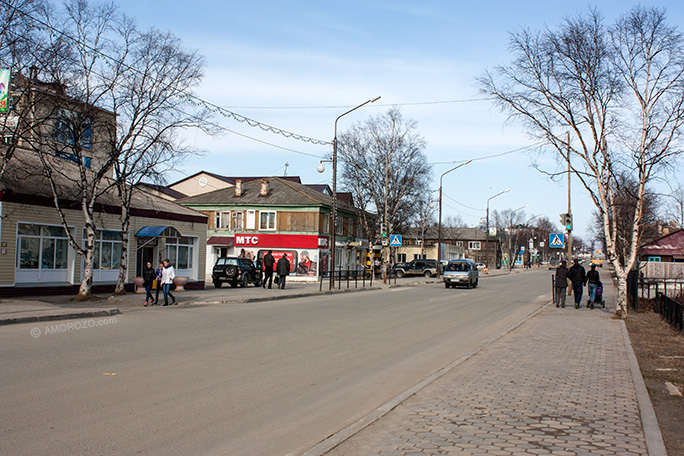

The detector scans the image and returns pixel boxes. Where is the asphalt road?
[0,269,551,456]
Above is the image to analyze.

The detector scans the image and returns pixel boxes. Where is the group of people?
[142,259,177,306]
[554,258,602,309]
[261,250,291,290]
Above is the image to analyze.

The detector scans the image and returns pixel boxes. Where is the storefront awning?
[135,226,182,237]
[207,236,234,246]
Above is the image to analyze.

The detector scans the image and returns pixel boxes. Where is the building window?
[232,211,244,230]
[323,213,330,234]
[90,230,122,270]
[54,109,92,150]
[259,211,276,231]
[647,256,661,262]
[17,224,68,270]
[397,253,406,263]
[165,237,194,270]
[215,211,230,229]
[469,241,481,250]
[246,210,256,230]
[456,241,463,247]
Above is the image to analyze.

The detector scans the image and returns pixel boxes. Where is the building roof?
[639,229,684,259]
[136,182,188,199]
[178,176,358,214]
[168,171,302,188]
[1,150,207,222]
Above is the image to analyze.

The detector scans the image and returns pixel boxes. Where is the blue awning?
[135,226,182,237]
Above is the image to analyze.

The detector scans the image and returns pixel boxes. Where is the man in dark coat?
[554,260,570,308]
[262,250,275,289]
[276,253,291,289]
[568,258,587,309]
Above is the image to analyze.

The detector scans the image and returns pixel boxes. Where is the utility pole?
[383,152,389,284]
[567,131,572,261]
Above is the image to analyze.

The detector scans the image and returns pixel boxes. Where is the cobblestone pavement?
[319,300,662,456]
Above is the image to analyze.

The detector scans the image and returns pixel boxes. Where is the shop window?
[166,237,194,270]
[259,211,276,231]
[16,223,69,270]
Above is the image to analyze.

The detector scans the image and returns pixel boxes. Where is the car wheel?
[241,275,249,288]
[466,280,472,289]
[396,270,405,278]
[213,281,222,288]
[230,281,238,288]
[424,270,432,278]
[474,279,478,288]
[444,283,450,288]
[225,265,237,277]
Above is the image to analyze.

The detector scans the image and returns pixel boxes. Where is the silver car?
[443,259,479,289]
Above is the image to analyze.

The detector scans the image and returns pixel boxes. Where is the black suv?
[392,259,440,278]
[212,257,261,288]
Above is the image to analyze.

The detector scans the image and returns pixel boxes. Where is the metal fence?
[627,270,684,311]
[655,292,684,332]
[318,269,399,291]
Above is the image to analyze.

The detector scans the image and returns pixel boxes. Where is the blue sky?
[115,1,684,242]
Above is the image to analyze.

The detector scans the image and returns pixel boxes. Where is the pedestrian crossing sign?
[389,234,402,247]
[549,233,565,248]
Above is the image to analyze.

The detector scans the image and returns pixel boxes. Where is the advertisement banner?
[0,69,10,113]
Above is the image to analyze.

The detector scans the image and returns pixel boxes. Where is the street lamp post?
[320,96,380,290]
[437,160,472,276]
[485,188,510,269]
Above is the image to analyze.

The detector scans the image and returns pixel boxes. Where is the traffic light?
[380,223,388,237]
[564,213,573,231]
[388,223,394,235]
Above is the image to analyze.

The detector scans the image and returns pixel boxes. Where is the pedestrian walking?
[586,263,600,309]
[568,258,587,309]
[142,261,156,306]
[262,250,275,289]
[161,259,176,305]
[554,259,569,308]
[276,253,291,289]
[155,262,164,304]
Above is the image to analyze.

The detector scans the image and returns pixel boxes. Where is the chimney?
[234,179,243,197]
[29,66,38,82]
[260,178,270,196]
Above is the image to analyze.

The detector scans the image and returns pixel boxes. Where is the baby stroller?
[592,281,606,309]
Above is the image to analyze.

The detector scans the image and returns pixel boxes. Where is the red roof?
[639,229,684,259]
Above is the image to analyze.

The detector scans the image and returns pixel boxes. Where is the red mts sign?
[234,233,328,249]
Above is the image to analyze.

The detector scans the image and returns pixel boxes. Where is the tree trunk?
[75,224,97,300]
[114,204,130,295]
[614,268,628,319]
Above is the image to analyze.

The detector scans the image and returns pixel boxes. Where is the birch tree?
[337,107,432,237]
[478,6,684,317]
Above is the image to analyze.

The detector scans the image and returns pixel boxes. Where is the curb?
[620,321,668,456]
[193,286,382,306]
[0,308,121,326]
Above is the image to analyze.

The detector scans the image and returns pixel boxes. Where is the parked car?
[212,257,261,288]
[392,259,440,278]
[476,263,486,271]
[443,259,479,289]
[548,259,560,270]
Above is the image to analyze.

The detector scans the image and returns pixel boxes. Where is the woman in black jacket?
[142,261,157,306]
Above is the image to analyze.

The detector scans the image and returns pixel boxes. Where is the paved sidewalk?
[306,280,667,456]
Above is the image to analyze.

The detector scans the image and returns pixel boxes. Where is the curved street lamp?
[437,160,472,276]
[319,96,381,290]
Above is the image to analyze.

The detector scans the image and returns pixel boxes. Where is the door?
[137,247,154,277]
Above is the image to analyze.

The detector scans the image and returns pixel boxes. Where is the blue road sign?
[549,233,565,248]
[389,234,402,247]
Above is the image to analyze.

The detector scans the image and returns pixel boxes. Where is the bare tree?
[337,107,432,237]
[16,0,205,299]
[110,25,206,294]
[478,6,684,317]
[491,208,527,269]
[413,195,436,256]
[663,183,684,229]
